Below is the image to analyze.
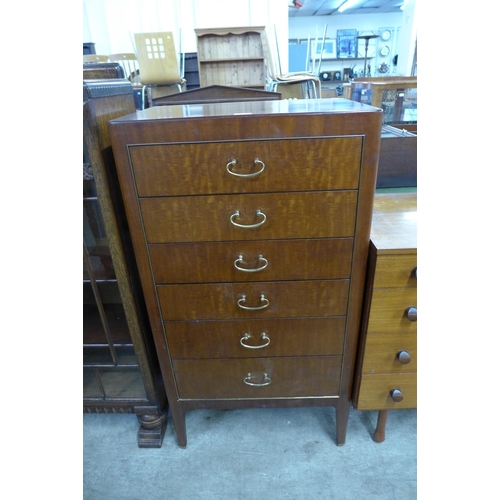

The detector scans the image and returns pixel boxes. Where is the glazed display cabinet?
[83,79,168,447]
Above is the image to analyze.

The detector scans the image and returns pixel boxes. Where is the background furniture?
[83,42,96,55]
[108,53,145,110]
[347,76,417,133]
[134,31,186,107]
[352,191,417,442]
[83,54,109,63]
[108,98,383,448]
[83,62,124,80]
[261,28,321,98]
[183,52,200,90]
[377,125,417,188]
[83,79,168,447]
[150,84,281,106]
[195,26,266,89]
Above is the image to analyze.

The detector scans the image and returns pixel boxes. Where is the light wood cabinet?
[194,26,266,89]
[352,191,417,442]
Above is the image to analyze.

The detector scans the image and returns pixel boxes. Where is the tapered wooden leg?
[335,398,350,446]
[374,410,389,443]
[170,405,187,448]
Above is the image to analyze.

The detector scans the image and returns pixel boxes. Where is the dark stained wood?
[165,317,346,359]
[149,238,354,283]
[157,280,350,321]
[130,137,362,197]
[109,98,383,447]
[83,63,125,79]
[377,125,417,188]
[173,356,342,399]
[83,79,168,447]
[152,84,281,106]
[140,191,358,243]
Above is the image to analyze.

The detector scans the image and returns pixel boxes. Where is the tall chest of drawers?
[109,99,383,447]
[352,192,417,442]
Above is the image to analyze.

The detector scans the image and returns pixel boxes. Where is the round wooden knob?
[411,266,417,279]
[406,306,417,322]
[396,350,411,364]
[390,389,404,402]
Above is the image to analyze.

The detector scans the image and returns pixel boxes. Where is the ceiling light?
[338,0,359,13]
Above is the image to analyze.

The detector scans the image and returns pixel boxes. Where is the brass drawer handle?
[405,306,417,322]
[230,209,266,229]
[244,372,271,387]
[234,254,269,273]
[240,332,271,349]
[226,158,265,178]
[237,294,269,311]
[390,389,404,402]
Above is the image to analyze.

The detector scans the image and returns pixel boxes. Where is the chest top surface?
[110,97,381,123]
[370,192,417,252]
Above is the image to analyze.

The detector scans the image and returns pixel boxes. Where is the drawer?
[361,333,417,374]
[150,238,353,284]
[173,356,342,399]
[157,280,350,320]
[166,317,346,359]
[356,373,417,410]
[140,191,358,243]
[367,288,417,335]
[373,254,417,289]
[129,137,363,197]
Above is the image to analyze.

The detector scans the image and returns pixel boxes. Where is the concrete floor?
[83,406,416,499]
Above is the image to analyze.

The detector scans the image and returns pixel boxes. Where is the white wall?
[289,12,405,75]
[83,0,288,64]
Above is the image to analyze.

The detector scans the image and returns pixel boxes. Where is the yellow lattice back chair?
[83,54,109,63]
[108,53,146,109]
[134,32,186,107]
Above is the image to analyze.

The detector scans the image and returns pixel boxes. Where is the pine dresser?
[352,191,417,442]
[108,98,383,447]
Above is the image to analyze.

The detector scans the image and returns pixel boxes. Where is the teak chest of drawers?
[109,99,383,447]
[352,191,417,442]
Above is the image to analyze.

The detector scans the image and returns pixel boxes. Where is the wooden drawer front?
[367,288,417,335]
[166,317,346,359]
[373,254,417,289]
[361,334,417,374]
[173,356,342,399]
[157,280,349,321]
[150,238,353,284]
[356,373,417,410]
[129,137,362,197]
[140,191,358,243]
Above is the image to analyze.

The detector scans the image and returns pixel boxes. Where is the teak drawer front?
[373,254,417,289]
[149,238,353,284]
[166,317,346,359]
[356,373,417,410]
[129,137,362,197]
[361,333,417,374]
[367,288,417,335]
[173,356,342,399]
[140,191,358,243]
[157,280,349,321]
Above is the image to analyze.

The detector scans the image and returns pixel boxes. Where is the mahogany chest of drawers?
[352,191,417,442]
[109,99,383,447]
